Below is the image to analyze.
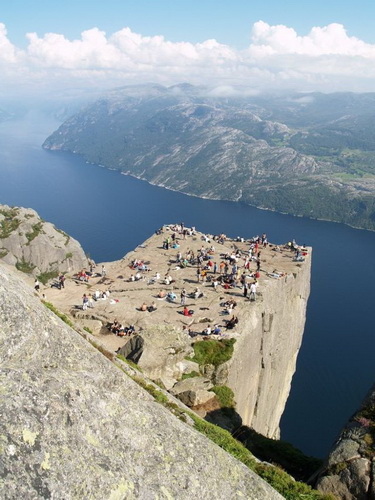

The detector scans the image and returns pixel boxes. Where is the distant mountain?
[43,85,375,230]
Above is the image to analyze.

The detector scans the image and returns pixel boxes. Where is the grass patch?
[181,370,200,380]
[191,338,236,367]
[132,376,169,403]
[234,426,323,482]
[25,222,43,244]
[128,373,333,499]
[15,259,36,274]
[83,326,93,334]
[55,227,70,246]
[0,209,20,239]
[37,270,59,285]
[117,354,142,372]
[89,340,114,361]
[210,385,235,408]
[42,301,74,328]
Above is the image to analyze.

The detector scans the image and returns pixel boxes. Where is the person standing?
[34,279,40,292]
[249,282,257,301]
[59,273,65,289]
[102,265,106,277]
[180,288,186,306]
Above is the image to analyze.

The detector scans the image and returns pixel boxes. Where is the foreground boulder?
[0,262,282,499]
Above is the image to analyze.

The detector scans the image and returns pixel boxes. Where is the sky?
[2,0,375,100]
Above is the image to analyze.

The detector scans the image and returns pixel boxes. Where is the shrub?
[25,222,43,243]
[0,214,20,238]
[181,371,200,380]
[210,385,235,408]
[191,338,236,367]
[37,270,59,285]
[15,259,36,274]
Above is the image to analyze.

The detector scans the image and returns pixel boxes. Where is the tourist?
[34,279,40,292]
[82,294,89,310]
[59,273,65,289]
[102,265,106,277]
[180,288,186,305]
[249,282,257,301]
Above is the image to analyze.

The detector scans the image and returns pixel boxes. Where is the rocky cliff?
[315,384,375,499]
[44,225,311,442]
[225,263,311,439]
[0,204,88,277]
[0,261,283,500]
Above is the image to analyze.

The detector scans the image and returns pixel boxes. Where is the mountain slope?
[43,85,375,230]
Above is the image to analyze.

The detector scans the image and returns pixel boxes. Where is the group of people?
[108,319,135,337]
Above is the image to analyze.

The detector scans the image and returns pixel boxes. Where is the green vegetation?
[116,354,142,372]
[15,259,36,274]
[25,222,43,244]
[210,385,235,408]
[234,426,323,482]
[0,208,20,239]
[37,270,59,285]
[181,370,200,380]
[83,326,93,334]
[355,402,375,457]
[65,252,73,259]
[89,339,114,361]
[127,371,333,499]
[188,413,333,500]
[133,376,169,404]
[55,227,70,246]
[191,338,236,367]
[0,249,8,258]
[42,301,74,328]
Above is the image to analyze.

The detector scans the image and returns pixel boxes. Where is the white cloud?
[2,20,375,98]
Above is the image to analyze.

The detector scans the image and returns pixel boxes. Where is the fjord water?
[1,110,374,458]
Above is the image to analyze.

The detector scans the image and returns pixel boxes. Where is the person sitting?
[167,291,177,302]
[213,324,222,335]
[147,301,157,312]
[140,302,148,311]
[226,315,239,329]
[158,290,166,298]
[183,306,192,317]
[202,325,212,335]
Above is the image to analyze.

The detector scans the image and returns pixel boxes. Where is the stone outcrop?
[315,384,375,499]
[225,263,311,439]
[0,204,88,277]
[43,225,311,440]
[0,261,283,499]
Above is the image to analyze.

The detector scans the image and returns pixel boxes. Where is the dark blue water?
[1,110,374,458]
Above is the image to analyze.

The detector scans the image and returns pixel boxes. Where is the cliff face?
[226,262,311,438]
[0,204,88,277]
[315,384,375,499]
[44,226,311,442]
[0,261,282,499]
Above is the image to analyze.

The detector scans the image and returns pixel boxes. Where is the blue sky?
[2,0,375,97]
[2,0,375,48]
